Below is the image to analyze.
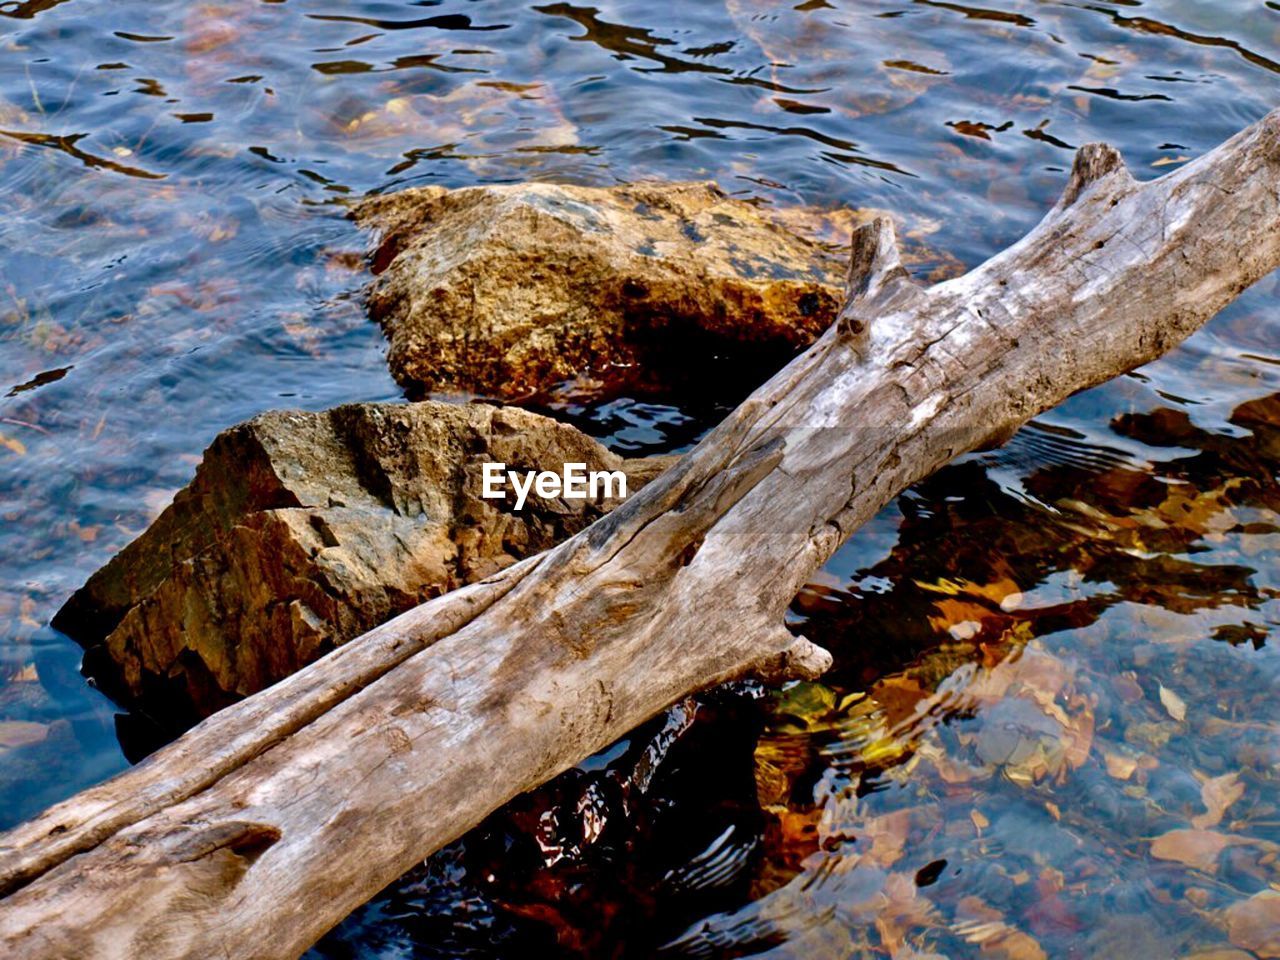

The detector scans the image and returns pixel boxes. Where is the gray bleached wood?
[2,109,1279,959]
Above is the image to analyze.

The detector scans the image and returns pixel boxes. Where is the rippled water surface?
[1,0,1279,957]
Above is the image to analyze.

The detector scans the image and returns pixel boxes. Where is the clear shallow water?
[0,0,1278,956]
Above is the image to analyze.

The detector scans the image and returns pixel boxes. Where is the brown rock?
[53,401,663,729]
[355,180,850,400]
[1226,890,1280,959]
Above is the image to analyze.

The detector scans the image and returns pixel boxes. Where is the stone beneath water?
[355,180,851,401]
[53,401,663,730]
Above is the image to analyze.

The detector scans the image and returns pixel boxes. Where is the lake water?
[1,1,1277,957]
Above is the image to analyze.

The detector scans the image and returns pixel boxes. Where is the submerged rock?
[355,180,850,401]
[53,401,663,728]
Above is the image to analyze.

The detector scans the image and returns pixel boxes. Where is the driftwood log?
[2,110,1278,959]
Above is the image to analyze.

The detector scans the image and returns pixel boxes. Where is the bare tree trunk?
[2,110,1278,960]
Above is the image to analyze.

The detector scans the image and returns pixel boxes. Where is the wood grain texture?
[2,109,1278,959]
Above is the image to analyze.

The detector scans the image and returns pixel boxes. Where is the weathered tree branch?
[2,110,1278,959]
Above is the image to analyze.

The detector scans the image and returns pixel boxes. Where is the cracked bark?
[1,111,1279,959]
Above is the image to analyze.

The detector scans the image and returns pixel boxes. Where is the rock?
[53,401,664,729]
[1226,890,1280,959]
[355,181,850,401]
